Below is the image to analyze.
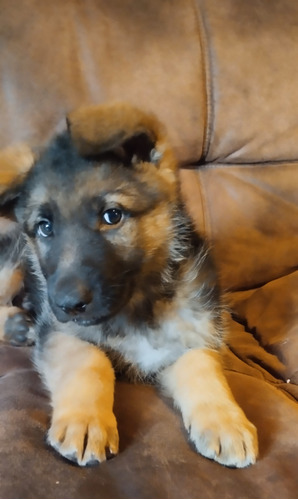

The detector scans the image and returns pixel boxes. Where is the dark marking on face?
[6,131,177,326]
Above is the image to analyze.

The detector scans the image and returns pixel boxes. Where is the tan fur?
[68,102,166,157]
[0,143,34,185]
[67,102,178,193]
[160,349,258,467]
[0,267,23,305]
[138,203,172,258]
[37,332,118,465]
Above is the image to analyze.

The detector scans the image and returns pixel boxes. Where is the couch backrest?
[0,0,206,164]
[197,0,298,164]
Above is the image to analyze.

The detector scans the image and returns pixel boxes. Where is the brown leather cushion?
[180,163,298,291]
[229,271,298,388]
[0,0,206,164]
[196,0,298,163]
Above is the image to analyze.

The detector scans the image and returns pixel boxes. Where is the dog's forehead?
[27,156,162,217]
[28,162,119,205]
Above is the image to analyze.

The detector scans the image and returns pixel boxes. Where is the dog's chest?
[100,307,216,375]
[104,333,182,375]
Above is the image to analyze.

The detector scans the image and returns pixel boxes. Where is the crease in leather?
[228,272,298,398]
[191,0,213,161]
[225,366,298,405]
[229,265,298,293]
[203,166,298,290]
[217,166,298,209]
[208,157,298,167]
[196,168,213,245]
[179,169,207,235]
[226,331,286,386]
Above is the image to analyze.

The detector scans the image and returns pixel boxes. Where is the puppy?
[0,102,258,467]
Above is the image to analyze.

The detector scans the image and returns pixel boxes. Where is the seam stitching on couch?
[199,159,298,167]
[192,0,214,160]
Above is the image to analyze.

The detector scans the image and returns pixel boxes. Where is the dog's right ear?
[66,102,178,192]
[67,102,162,161]
[66,102,177,174]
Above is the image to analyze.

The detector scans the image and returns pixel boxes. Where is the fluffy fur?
[0,102,258,467]
[0,218,35,345]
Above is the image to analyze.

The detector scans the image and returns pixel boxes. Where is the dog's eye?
[37,219,53,238]
[102,208,123,225]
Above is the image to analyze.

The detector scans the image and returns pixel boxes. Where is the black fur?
[0,128,222,372]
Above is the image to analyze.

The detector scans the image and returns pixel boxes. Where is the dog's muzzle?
[47,274,129,326]
[49,278,97,325]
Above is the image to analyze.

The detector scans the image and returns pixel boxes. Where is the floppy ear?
[0,180,24,217]
[0,143,34,217]
[67,102,172,166]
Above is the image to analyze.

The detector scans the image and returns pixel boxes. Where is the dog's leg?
[37,332,119,466]
[160,348,258,468]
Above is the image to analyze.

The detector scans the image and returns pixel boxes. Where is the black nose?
[54,281,93,316]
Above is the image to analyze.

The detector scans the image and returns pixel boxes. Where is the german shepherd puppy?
[0,103,258,467]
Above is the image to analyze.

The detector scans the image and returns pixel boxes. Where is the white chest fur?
[102,307,218,376]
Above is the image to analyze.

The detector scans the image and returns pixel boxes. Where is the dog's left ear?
[67,102,172,166]
[0,179,24,218]
[0,143,35,216]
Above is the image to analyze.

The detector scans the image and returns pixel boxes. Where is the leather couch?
[0,0,297,497]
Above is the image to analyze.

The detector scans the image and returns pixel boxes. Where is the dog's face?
[1,104,178,326]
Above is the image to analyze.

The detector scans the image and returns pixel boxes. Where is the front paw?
[47,411,119,466]
[4,311,35,346]
[185,404,258,468]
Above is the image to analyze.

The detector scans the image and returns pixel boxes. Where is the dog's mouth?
[72,317,101,327]
[48,277,134,327]
[72,315,112,327]
[51,298,129,327]
[51,307,119,327]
